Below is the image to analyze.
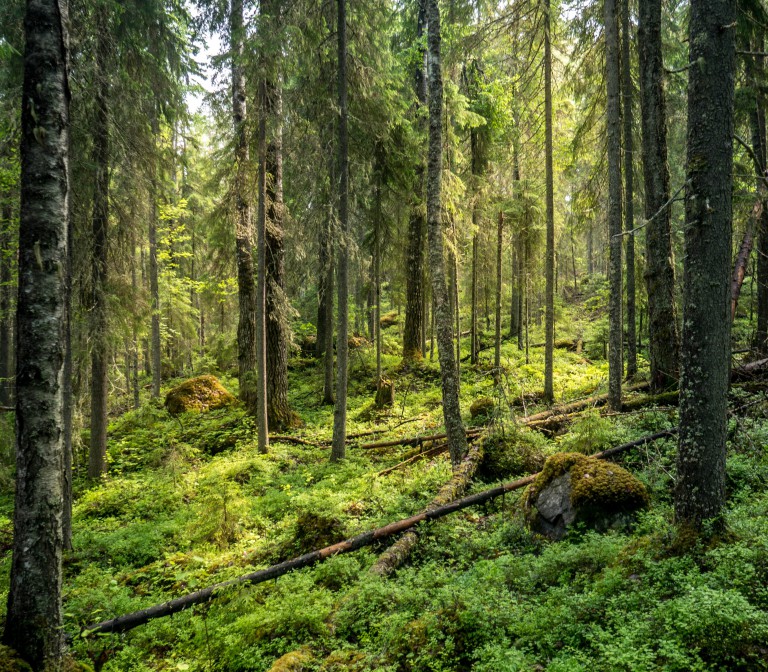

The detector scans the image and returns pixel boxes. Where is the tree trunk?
[543,0,555,404]
[675,0,735,531]
[0,203,13,407]
[255,76,269,453]
[264,59,295,431]
[638,0,679,390]
[232,0,258,414]
[374,147,383,387]
[149,119,162,398]
[331,0,349,462]
[621,0,636,379]
[426,0,467,467]
[605,0,623,410]
[494,211,503,381]
[402,0,427,363]
[3,0,69,666]
[88,13,109,479]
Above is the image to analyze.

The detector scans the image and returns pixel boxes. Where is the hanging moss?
[164,375,237,416]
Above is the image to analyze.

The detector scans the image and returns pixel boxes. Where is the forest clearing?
[3,0,768,670]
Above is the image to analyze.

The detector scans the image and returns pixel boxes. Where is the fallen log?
[81,429,677,636]
[357,428,482,450]
[269,435,323,447]
[376,442,449,477]
[520,381,651,425]
[731,357,768,381]
[370,439,484,576]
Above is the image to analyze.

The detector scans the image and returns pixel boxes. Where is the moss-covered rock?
[524,452,649,539]
[470,397,494,422]
[477,430,547,482]
[164,375,236,416]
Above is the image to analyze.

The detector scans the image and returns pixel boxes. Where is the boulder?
[524,452,649,540]
[164,375,236,416]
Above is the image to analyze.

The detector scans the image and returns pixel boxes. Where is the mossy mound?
[477,430,547,482]
[267,648,313,672]
[348,335,369,349]
[379,311,399,329]
[164,375,237,416]
[292,511,346,555]
[524,452,649,539]
[470,397,494,422]
[0,646,32,672]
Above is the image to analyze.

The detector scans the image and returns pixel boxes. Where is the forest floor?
[2,296,768,671]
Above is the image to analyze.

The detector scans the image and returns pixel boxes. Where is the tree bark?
[149,117,162,398]
[232,0,258,414]
[605,0,623,410]
[0,203,11,408]
[543,0,555,404]
[402,0,427,363]
[621,0,636,379]
[676,0,736,531]
[638,0,679,390]
[331,0,349,462]
[88,11,109,479]
[426,0,467,467]
[255,76,269,453]
[3,0,69,666]
[494,211,503,381]
[264,39,295,431]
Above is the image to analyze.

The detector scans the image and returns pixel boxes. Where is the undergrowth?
[1,312,767,671]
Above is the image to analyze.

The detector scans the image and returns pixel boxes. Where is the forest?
[2,0,768,669]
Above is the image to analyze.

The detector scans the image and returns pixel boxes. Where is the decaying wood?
[369,439,484,576]
[376,441,448,476]
[269,435,322,447]
[82,429,674,637]
[520,381,651,425]
[357,428,482,450]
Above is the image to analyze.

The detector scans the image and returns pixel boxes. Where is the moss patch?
[164,375,237,416]
[470,397,494,421]
[0,646,32,672]
[477,430,547,482]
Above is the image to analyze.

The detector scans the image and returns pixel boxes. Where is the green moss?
[470,396,494,421]
[164,375,236,415]
[527,452,649,513]
[0,646,32,672]
[477,429,547,482]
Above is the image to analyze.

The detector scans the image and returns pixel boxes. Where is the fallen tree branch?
[357,428,482,450]
[269,435,323,447]
[81,429,674,637]
[370,439,483,575]
[376,442,449,476]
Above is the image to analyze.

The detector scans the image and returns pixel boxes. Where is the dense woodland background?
[3,0,768,670]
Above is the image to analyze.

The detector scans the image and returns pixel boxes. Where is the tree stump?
[375,378,395,408]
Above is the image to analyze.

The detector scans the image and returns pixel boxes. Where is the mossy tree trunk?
[331,0,349,462]
[231,0,258,415]
[88,7,109,479]
[263,10,296,431]
[402,0,427,364]
[426,0,467,467]
[3,0,69,666]
[638,0,679,390]
[675,0,736,531]
[543,0,555,404]
[605,0,623,410]
[621,0,636,380]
